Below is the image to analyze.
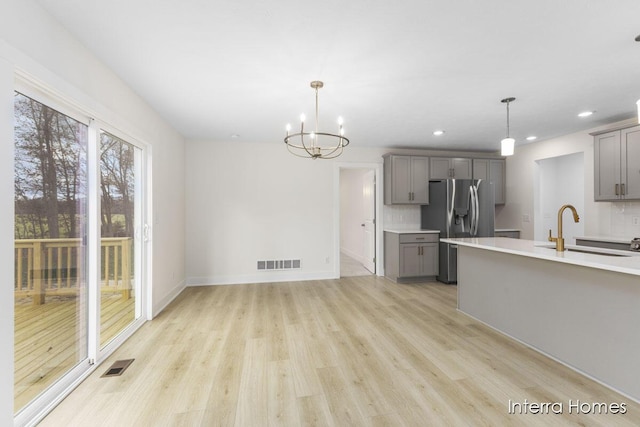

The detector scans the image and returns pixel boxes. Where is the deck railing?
[14,237,133,305]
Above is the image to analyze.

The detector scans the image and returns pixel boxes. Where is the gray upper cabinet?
[473,158,506,204]
[383,155,430,204]
[429,157,472,180]
[594,125,640,201]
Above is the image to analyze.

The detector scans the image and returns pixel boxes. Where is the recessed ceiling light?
[526,136,537,141]
[578,111,595,118]
[433,130,445,136]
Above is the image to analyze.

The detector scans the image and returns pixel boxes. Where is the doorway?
[338,166,379,277]
[534,153,585,244]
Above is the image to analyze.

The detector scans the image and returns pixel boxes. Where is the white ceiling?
[37,0,640,152]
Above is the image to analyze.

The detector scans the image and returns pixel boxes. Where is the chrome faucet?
[548,204,580,251]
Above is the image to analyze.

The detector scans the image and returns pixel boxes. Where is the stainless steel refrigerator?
[420,179,495,284]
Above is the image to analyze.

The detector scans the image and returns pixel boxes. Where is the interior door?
[362,170,376,273]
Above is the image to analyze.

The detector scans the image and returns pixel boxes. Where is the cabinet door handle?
[615,184,619,196]
[622,183,626,195]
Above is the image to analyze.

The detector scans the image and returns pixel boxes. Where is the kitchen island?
[442,237,640,402]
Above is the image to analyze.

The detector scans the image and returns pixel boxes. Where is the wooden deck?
[14,292,134,412]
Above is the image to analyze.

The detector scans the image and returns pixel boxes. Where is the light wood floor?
[15,293,134,412]
[340,252,373,277]
[39,277,640,426]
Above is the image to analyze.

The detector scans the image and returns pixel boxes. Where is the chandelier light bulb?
[286,123,291,132]
[337,116,344,125]
[300,113,306,123]
[310,132,315,139]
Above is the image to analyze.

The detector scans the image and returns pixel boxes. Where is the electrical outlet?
[633,216,640,226]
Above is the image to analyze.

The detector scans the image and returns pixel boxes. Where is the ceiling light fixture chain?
[500,97,516,156]
[284,81,349,159]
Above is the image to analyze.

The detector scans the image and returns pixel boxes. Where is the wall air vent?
[257,259,301,270]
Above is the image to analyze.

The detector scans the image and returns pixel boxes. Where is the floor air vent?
[101,359,134,377]
[257,259,301,270]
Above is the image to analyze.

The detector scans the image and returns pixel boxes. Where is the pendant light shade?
[501,137,515,156]
[500,97,516,156]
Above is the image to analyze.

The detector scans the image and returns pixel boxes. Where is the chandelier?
[500,97,516,156]
[285,81,349,159]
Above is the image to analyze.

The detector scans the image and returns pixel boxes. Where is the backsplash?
[383,205,422,229]
[598,202,640,238]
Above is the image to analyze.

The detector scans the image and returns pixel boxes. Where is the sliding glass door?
[99,130,142,347]
[13,92,89,412]
[13,87,147,417]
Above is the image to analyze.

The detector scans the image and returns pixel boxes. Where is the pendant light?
[500,97,516,156]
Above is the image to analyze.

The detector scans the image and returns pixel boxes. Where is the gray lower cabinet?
[473,158,506,204]
[593,125,640,201]
[384,232,439,282]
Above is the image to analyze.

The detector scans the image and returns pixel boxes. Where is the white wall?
[497,117,640,240]
[1,1,186,421]
[535,153,585,244]
[186,140,339,284]
[0,56,15,427]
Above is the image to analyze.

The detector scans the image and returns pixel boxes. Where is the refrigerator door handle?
[475,185,480,235]
[471,185,479,236]
[469,184,476,236]
[476,185,481,235]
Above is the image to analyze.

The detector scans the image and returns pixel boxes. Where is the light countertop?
[441,237,640,277]
[494,228,520,232]
[384,229,440,234]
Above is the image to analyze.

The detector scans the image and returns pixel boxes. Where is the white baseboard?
[152,278,186,317]
[187,270,337,286]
